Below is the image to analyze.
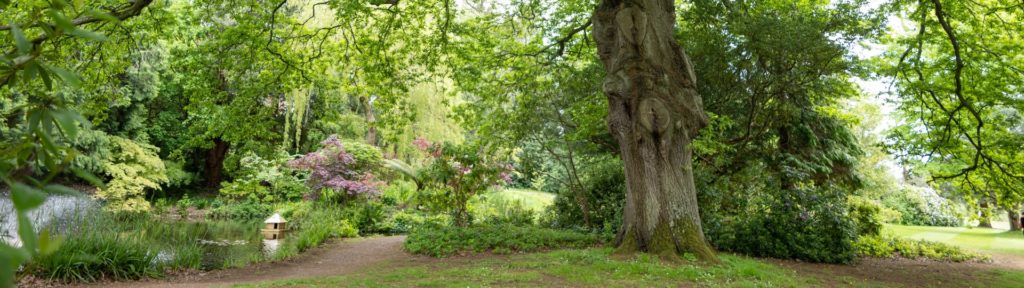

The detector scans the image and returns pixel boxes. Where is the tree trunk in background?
[978,201,992,228]
[1009,209,1022,231]
[363,95,380,147]
[593,0,717,262]
[205,138,229,188]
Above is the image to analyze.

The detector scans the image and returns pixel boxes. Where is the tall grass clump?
[24,213,162,282]
[273,204,358,259]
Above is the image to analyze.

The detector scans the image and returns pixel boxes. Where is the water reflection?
[0,194,98,247]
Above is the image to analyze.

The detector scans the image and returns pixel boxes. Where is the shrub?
[386,210,449,234]
[879,186,962,226]
[707,187,858,264]
[288,135,382,200]
[403,224,603,257]
[416,142,511,227]
[95,136,169,213]
[343,201,392,234]
[848,196,883,237]
[854,235,990,262]
[219,151,308,203]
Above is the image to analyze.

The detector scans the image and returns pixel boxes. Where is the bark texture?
[592,0,717,261]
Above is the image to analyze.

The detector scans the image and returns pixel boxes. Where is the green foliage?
[219,151,308,203]
[547,157,624,235]
[879,187,962,227]
[340,140,383,173]
[208,201,273,221]
[472,193,538,226]
[276,206,359,258]
[855,235,990,262]
[403,224,603,257]
[25,227,161,282]
[342,201,391,234]
[848,196,884,237]
[96,136,168,213]
[704,183,858,264]
[417,142,510,227]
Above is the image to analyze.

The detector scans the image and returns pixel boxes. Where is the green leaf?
[0,244,31,288]
[11,24,30,54]
[38,230,63,255]
[10,182,46,211]
[51,108,80,139]
[67,28,107,42]
[43,64,82,88]
[72,167,105,188]
[17,213,38,254]
[46,10,75,31]
[43,184,84,197]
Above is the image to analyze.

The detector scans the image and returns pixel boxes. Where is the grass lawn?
[884,224,1024,257]
[235,248,839,288]
[235,247,1024,288]
[489,188,556,212]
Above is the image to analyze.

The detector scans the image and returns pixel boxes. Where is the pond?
[1,194,290,270]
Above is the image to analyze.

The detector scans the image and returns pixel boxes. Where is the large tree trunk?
[593,0,717,262]
[205,138,229,188]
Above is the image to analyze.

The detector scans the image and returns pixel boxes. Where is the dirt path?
[90,235,415,288]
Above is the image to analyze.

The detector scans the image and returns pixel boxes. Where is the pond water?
[1,194,288,270]
[0,194,98,247]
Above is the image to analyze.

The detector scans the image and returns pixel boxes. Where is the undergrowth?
[403,224,603,257]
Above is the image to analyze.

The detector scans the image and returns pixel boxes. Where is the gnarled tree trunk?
[593,0,717,262]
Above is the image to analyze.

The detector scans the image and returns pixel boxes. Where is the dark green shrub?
[706,187,858,264]
[343,201,392,234]
[854,235,990,262]
[403,224,603,257]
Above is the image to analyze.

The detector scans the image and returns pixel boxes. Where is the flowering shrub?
[417,141,511,227]
[289,135,382,200]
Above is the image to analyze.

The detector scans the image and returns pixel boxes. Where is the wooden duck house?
[262,213,288,240]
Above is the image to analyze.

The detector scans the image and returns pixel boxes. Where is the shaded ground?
[768,257,1016,287]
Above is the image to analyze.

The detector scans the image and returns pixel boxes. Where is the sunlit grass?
[884,224,1024,257]
[491,188,555,212]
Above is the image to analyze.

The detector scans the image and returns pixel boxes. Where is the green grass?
[491,188,555,212]
[884,224,1024,257]
[235,248,835,288]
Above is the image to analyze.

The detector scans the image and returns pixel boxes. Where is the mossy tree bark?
[592,0,718,262]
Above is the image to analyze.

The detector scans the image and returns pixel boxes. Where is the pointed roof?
[265,213,287,223]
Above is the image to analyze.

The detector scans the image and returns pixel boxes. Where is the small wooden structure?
[261,213,288,240]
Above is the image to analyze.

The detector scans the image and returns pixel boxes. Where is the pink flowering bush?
[289,135,382,201]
